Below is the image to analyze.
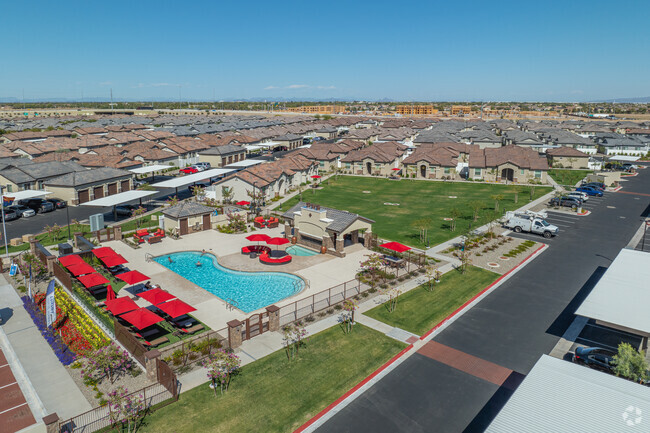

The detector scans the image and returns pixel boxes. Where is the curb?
[577,210,591,216]
[294,243,548,432]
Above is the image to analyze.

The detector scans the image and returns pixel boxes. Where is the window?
[444,167,451,174]
[375,163,381,168]
[520,169,525,175]
[345,162,351,169]
[535,170,542,178]
[6,184,12,192]
[474,168,481,176]
[319,161,325,167]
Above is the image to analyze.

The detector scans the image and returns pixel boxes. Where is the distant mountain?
[598,97,650,103]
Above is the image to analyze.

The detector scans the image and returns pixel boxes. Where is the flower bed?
[54,288,110,355]
[22,296,77,365]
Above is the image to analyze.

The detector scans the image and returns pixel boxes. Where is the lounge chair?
[143,336,169,347]
[181,324,204,334]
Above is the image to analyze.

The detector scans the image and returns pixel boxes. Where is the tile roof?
[162,201,214,218]
[281,201,374,234]
[44,167,132,187]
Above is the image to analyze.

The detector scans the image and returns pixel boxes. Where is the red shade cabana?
[92,247,117,258]
[116,270,149,285]
[99,254,128,268]
[105,285,117,302]
[77,273,110,289]
[59,255,84,267]
[379,241,412,253]
[311,175,321,179]
[105,297,139,316]
[155,299,196,318]
[236,200,250,206]
[66,262,96,276]
[139,287,175,305]
[119,308,164,330]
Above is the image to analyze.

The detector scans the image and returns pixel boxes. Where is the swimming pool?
[154,251,304,313]
[286,245,320,257]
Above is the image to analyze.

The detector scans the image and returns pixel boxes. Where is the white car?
[568,191,588,202]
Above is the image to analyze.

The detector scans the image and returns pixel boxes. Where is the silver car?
[7,205,36,218]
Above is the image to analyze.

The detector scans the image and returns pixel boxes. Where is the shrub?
[304,315,315,323]
[361,292,369,298]
[317,311,327,318]
[326,308,334,314]
[334,304,343,311]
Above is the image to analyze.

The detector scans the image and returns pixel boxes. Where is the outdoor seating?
[241,245,271,255]
[141,336,169,347]
[254,216,266,228]
[148,235,162,244]
[259,252,292,265]
[267,217,279,228]
[181,324,204,334]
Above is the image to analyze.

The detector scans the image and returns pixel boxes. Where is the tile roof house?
[198,144,247,167]
[0,160,87,192]
[469,145,549,183]
[44,167,134,205]
[546,147,589,169]
[340,141,408,176]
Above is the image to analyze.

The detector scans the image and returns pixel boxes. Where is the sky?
[1,0,649,102]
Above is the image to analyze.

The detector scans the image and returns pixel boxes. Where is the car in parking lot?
[180,166,199,175]
[0,208,19,221]
[573,346,616,373]
[19,198,54,213]
[46,198,67,209]
[567,191,588,202]
[549,196,582,210]
[576,186,604,197]
[7,204,36,218]
[113,205,138,216]
[194,162,210,171]
[581,181,605,190]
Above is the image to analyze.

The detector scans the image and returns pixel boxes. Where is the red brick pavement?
[0,348,36,433]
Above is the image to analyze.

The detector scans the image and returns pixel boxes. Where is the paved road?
[318,169,650,433]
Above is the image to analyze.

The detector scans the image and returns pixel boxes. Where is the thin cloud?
[287,84,310,89]
[317,85,336,90]
[265,85,279,90]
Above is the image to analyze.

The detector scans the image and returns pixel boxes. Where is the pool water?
[286,245,320,257]
[154,251,304,313]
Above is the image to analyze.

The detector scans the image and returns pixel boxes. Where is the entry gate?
[243,312,269,340]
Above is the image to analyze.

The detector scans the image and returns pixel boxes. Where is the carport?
[150,168,234,196]
[80,190,158,220]
[129,164,170,183]
[6,190,52,201]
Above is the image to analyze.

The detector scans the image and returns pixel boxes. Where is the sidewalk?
[0,275,91,421]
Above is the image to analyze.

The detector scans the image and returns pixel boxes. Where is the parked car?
[622,163,637,172]
[19,198,54,213]
[576,186,604,197]
[573,346,616,373]
[180,166,199,175]
[549,196,582,210]
[0,208,19,222]
[46,198,67,209]
[194,162,211,171]
[567,191,588,202]
[7,204,36,218]
[504,211,559,239]
[581,181,606,190]
[113,205,138,216]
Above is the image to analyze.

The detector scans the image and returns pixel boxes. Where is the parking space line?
[575,337,618,352]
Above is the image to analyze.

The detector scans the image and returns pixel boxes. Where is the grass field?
[141,325,405,433]
[548,169,591,187]
[365,266,500,336]
[278,177,551,247]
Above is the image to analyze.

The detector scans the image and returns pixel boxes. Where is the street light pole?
[0,186,8,258]
[66,204,72,240]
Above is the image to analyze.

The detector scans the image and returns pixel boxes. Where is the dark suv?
[573,346,616,373]
[19,198,54,213]
[549,196,581,210]
[47,198,67,209]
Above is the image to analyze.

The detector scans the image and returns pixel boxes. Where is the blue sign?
[45,280,56,327]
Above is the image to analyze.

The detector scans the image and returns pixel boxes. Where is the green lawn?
[117,212,163,233]
[141,325,405,433]
[548,169,591,187]
[365,266,499,336]
[278,177,551,247]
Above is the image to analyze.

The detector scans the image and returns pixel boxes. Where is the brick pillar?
[363,231,373,249]
[294,228,301,243]
[114,226,122,241]
[29,239,37,255]
[43,413,59,433]
[323,234,334,251]
[144,349,161,382]
[284,223,292,240]
[351,230,359,244]
[266,305,280,332]
[73,232,82,249]
[46,255,56,274]
[227,319,243,349]
[336,238,344,254]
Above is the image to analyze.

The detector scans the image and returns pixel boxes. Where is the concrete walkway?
[0,275,91,421]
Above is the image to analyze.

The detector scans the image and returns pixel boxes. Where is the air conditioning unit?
[89,213,105,232]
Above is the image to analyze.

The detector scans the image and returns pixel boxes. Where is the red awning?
[77,273,110,289]
[106,285,117,302]
[92,247,117,258]
[119,308,164,330]
[391,168,401,171]
[105,297,139,316]
[66,262,96,276]
[59,255,84,267]
[379,241,412,253]
[236,200,250,206]
[246,234,271,242]
[266,237,290,246]
[99,254,128,268]
[116,270,149,285]
[139,288,175,305]
[155,299,196,318]
[311,175,321,179]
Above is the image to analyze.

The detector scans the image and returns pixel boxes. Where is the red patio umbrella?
[99,254,128,268]
[116,270,149,285]
[66,262,96,276]
[236,200,250,206]
[391,168,401,171]
[77,272,110,289]
[92,247,117,258]
[379,241,412,253]
[59,255,84,267]
[246,233,271,243]
[311,175,321,179]
[266,236,290,250]
[105,297,139,316]
[105,285,117,302]
[155,299,196,318]
[119,308,164,330]
[139,287,176,305]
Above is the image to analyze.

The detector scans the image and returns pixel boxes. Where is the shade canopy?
[391,168,401,171]
[59,255,84,267]
[92,247,117,258]
[77,272,110,289]
[116,270,149,285]
[246,234,271,242]
[66,262,96,276]
[266,237,290,246]
[379,241,412,253]
[99,254,128,268]
[105,297,139,316]
[105,285,116,302]
[139,288,175,305]
[155,299,196,318]
[119,308,164,330]
[236,200,250,206]
[311,175,321,179]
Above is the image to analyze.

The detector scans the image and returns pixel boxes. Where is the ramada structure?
[282,202,374,257]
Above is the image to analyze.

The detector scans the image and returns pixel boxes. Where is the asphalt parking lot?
[572,320,643,352]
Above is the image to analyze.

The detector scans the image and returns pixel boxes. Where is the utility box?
[89,213,105,232]
[158,215,165,230]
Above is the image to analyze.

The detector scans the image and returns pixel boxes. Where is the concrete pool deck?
[104,228,370,331]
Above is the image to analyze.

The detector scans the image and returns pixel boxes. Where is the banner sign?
[45,280,56,327]
[2,196,14,207]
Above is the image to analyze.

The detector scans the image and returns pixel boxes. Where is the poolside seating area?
[241,245,272,255]
[133,228,165,244]
[259,252,292,265]
[253,216,280,229]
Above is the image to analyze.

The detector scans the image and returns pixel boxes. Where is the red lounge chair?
[242,245,271,254]
[259,253,292,265]
[136,229,149,237]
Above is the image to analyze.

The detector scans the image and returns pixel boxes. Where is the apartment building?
[395,105,439,116]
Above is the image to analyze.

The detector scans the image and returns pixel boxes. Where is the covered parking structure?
[80,190,157,220]
[5,189,52,201]
[129,164,171,182]
[575,248,650,357]
[150,168,234,195]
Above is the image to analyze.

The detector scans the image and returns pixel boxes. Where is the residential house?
[0,160,87,192]
[198,144,247,167]
[470,146,549,183]
[546,147,589,169]
[44,167,134,205]
[340,141,408,176]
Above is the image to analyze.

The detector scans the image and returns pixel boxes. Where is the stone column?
[351,230,359,244]
[29,239,37,255]
[144,349,161,382]
[43,413,59,433]
[227,319,243,349]
[73,232,82,249]
[322,234,334,251]
[284,223,292,240]
[363,231,373,249]
[46,255,56,274]
[335,238,345,255]
[266,305,280,332]
[113,226,122,241]
[294,228,302,244]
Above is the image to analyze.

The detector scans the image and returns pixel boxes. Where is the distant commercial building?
[451,105,472,115]
[284,105,347,114]
[395,105,439,116]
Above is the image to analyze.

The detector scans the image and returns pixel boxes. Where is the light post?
[0,186,8,257]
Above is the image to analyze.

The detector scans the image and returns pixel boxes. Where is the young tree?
[131,206,147,228]
[491,194,504,213]
[43,224,54,242]
[384,286,402,313]
[529,185,536,201]
[191,185,206,202]
[80,344,133,384]
[458,249,472,274]
[469,201,484,222]
[51,223,62,242]
[612,343,649,383]
[108,386,146,433]
[359,254,385,289]
[221,186,234,204]
[203,349,241,396]
[411,217,432,245]
[165,195,179,207]
[341,299,358,334]
[424,266,437,292]
[449,207,461,232]
[281,324,309,361]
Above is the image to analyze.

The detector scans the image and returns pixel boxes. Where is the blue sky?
[2,0,649,102]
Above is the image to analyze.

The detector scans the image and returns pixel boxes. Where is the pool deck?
[103,227,369,331]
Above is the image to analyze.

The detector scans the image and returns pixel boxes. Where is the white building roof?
[486,355,650,433]
[150,169,234,189]
[224,159,265,168]
[5,190,51,201]
[609,155,641,162]
[576,249,650,335]
[129,164,170,174]
[80,190,157,207]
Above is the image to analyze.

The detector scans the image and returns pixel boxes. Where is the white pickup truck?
[504,211,559,239]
